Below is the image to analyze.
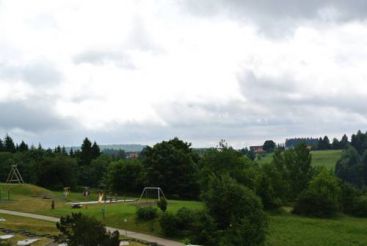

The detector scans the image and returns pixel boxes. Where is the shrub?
[136,207,158,221]
[350,195,367,217]
[293,190,339,218]
[175,207,195,231]
[202,175,267,246]
[340,182,360,214]
[293,170,341,218]
[189,210,217,245]
[56,213,120,246]
[159,208,195,237]
[157,197,167,212]
[160,212,178,236]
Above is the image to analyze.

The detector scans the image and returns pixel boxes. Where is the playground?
[0,183,203,236]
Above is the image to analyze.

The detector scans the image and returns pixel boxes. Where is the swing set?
[137,187,166,206]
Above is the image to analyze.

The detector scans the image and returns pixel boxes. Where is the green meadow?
[256,149,343,170]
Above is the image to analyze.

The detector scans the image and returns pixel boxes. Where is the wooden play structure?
[6,165,24,184]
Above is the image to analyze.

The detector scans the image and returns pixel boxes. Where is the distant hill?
[66,144,147,153]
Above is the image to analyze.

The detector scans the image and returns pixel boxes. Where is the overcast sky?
[1,0,367,148]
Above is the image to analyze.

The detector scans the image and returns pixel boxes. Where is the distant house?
[126,152,139,159]
[250,146,265,154]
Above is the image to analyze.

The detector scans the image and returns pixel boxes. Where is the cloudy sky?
[1,0,367,148]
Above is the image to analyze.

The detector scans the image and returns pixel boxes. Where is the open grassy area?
[268,212,367,246]
[256,149,343,170]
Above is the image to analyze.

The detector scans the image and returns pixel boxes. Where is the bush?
[157,197,167,212]
[175,207,195,231]
[293,170,341,218]
[340,183,360,214]
[159,208,195,237]
[189,210,217,245]
[202,175,267,246]
[293,190,339,218]
[56,213,120,246]
[160,212,178,237]
[350,195,367,217]
[136,207,158,221]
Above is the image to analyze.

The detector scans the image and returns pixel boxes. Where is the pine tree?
[80,138,93,165]
[340,134,349,149]
[0,138,4,152]
[18,141,29,152]
[4,135,16,153]
[91,141,101,159]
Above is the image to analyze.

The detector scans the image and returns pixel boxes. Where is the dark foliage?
[136,207,158,221]
[56,213,120,246]
[142,138,200,199]
[157,197,167,212]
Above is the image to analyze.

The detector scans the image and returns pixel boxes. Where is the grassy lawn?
[268,212,367,246]
[256,150,343,170]
[311,150,343,170]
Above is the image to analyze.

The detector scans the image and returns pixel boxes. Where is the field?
[256,149,343,170]
[268,211,367,246]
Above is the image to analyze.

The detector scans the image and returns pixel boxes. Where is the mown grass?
[311,150,343,170]
[268,212,367,246]
[256,150,343,170]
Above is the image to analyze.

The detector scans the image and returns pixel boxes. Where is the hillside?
[256,149,343,170]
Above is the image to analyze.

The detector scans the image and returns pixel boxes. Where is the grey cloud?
[74,50,135,69]
[183,0,367,35]
[184,0,367,20]
[238,70,367,123]
[0,100,74,132]
[0,62,62,85]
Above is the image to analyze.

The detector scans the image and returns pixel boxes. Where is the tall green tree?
[0,139,4,152]
[80,138,93,165]
[200,145,258,192]
[142,138,199,199]
[351,130,367,154]
[202,175,267,246]
[335,146,363,187]
[18,141,29,152]
[263,140,276,153]
[107,159,143,193]
[340,134,349,149]
[4,135,16,153]
[273,143,313,200]
[91,142,101,159]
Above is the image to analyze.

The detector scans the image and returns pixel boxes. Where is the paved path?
[0,209,184,246]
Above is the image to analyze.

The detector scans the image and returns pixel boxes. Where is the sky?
[1,0,367,148]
